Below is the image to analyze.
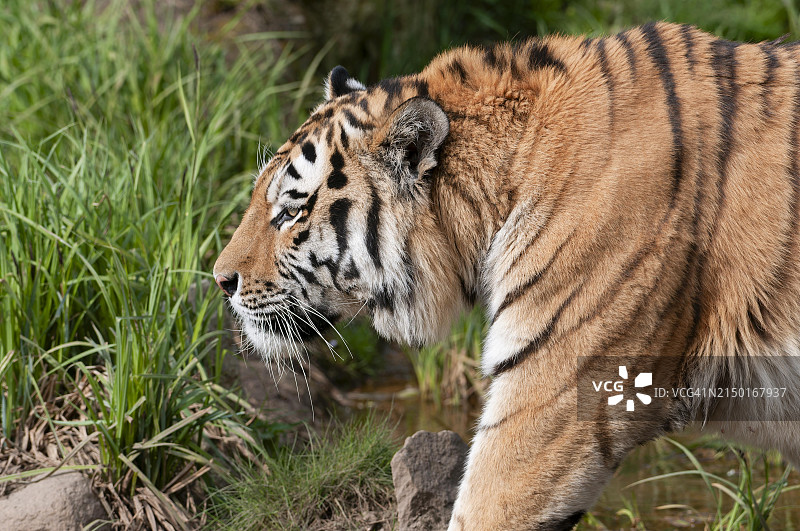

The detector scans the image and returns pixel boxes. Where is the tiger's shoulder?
[378,22,800,127]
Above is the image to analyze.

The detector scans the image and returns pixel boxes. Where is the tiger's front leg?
[448,359,668,531]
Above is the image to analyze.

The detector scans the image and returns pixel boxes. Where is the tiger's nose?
[214,272,239,297]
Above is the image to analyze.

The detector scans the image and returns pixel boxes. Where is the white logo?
[591,365,652,411]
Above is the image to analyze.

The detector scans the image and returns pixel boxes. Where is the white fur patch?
[481,313,531,375]
[346,78,366,91]
[483,199,546,303]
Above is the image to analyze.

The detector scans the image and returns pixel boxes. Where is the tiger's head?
[213,66,467,360]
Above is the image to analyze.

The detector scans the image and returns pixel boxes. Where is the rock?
[391,430,469,531]
[0,471,108,531]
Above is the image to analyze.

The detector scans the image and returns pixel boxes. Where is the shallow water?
[349,380,800,530]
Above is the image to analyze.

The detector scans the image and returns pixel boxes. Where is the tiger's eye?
[287,207,300,218]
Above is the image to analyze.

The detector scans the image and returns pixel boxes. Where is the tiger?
[214,21,800,530]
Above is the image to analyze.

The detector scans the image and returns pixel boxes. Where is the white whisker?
[287,295,353,360]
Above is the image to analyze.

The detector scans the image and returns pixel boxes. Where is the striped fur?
[215,22,800,530]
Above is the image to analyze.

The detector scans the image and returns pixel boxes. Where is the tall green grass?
[0,0,316,504]
[622,439,798,530]
[405,306,486,407]
[206,413,398,530]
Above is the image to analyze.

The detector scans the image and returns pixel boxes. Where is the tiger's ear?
[325,66,366,100]
[372,97,449,197]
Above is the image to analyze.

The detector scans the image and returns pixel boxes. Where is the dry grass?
[0,369,211,530]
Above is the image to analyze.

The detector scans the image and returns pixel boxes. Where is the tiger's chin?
[240,318,321,362]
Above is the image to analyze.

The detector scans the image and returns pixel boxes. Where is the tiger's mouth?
[249,312,334,342]
[228,301,338,358]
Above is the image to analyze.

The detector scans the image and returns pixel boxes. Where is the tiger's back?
[423,25,800,370]
[214,22,800,530]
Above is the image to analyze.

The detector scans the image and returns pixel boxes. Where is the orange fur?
[215,23,800,530]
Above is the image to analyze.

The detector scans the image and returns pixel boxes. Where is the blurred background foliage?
[295,0,800,83]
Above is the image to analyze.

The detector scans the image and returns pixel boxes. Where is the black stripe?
[373,286,395,312]
[278,267,309,299]
[786,64,800,271]
[327,149,348,189]
[379,77,403,99]
[293,229,310,246]
[641,22,685,203]
[685,279,704,351]
[343,259,360,280]
[379,78,404,110]
[330,149,345,170]
[294,265,320,286]
[476,407,523,432]
[760,44,779,120]
[502,198,554,277]
[459,275,476,305]
[484,46,500,69]
[568,146,698,348]
[309,252,345,292]
[305,190,318,216]
[685,134,709,352]
[680,24,697,73]
[339,126,349,150]
[413,78,429,98]
[492,283,582,376]
[493,232,572,323]
[402,244,417,307]
[709,38,740,229]
[473,170,502,219]
[366,184,382,269]
[659,83,711,355]
[285,189,308,200]
[343,109,371,131]
[286,162,301,180]
[301,141,316,163]
[329,198,352,256]
[563,241,657,339]
[447,59,467,83]
[593,241,677,356]
[304,113,322,126]
[615,31,637,79]
[288,129,308,144]
[595,38,615,126]
[747,302,769,340]
[528,41,566,72]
